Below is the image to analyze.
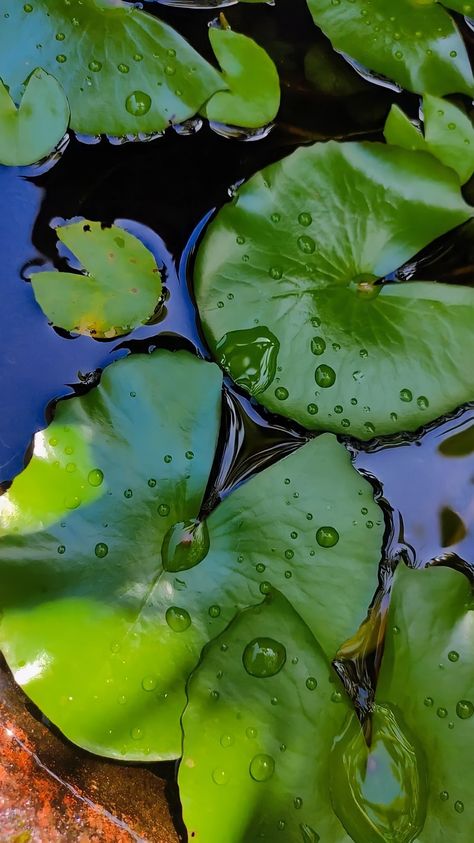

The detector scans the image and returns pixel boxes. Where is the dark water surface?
[0,0,473,838]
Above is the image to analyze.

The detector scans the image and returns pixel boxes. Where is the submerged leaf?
[306,0,474,97]
[376,564,474,840]
[195,141,474,439]
[0,350,382,760]
[180,590,351,842]
[0,68,69,166]
[0,0,223,135]
[385,96,474,184]
[203,26,280,128]
[30,220,162,338]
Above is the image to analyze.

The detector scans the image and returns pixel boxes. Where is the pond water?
[0,0,473,838]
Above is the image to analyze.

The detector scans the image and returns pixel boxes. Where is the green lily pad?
[0,0,223,135]
[0,350,382,760]
[180,590,352,843]
[30,220,163,338]
[375,564,474,840]
[195,141,474,440]
[385,95,474,184]
[306,0,474,97]
[0,68,69,166]
[202,26,280,128]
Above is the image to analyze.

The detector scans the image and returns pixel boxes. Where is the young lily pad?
[195,141,474,440]
[0,350,382,760]
[306,0,474,97]
[202,26,280,128]
[0,0,223,135]
[0,68,69,166]
[376,564,474,840]
[385,95,474,184]
[180,590,352,843]
[30,220,162,338]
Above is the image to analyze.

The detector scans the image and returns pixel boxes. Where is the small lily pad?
[30,220,163,338]
[0,0,224,135]
[0,68,69,166]
[195,141,474,439]
[376,564,474,840]
[385,95,474,184]
[0,350,382,760]
[306,0,474,97]
[180,590,351,843]
[202,25,280,128]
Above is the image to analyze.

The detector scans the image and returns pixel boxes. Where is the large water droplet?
[315,364,336,388]
[162,519,210,573]
[125,90,152,116]
[165,606,191,632]
[216,327,280,396]
[456,699,474,720]
[249,754,275,782]
[316,526,339,548]
[242,637,287,678]
[94,542,108,558]
[330,705,427,843]
[88,468,104,487]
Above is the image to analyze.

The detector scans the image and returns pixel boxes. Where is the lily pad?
[180,590,352,843]
[375,564,474,840]
[195,141,474,439]
[30,220,163,338]
[0,0,223,135]
[202,25,280,128]
[306,0,474,97]
[0,68,69,167]
[0,350,383,760]
[385,95,474,184]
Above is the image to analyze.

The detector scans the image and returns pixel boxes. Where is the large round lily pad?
[0,350,382,760]
[374,564,474,840]
[0,0,223,135]
[195,141,474,440]
[306,0,474,97]
[31,219,163,338]
[180,590,352,843]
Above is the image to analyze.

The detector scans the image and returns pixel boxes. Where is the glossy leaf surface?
[306,0,474,97]
[0,351,383,759]
[31,220,162,338]
[180,590,351,843]
[385,95,474,184]
[376,564,474,840]
[202,27,280,128]
[0,68,69,166]
[195,141,474,439]
[0,0,223,134]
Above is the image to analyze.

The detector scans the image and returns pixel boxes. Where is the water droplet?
[124,489,133,499]
[448,651,459,662]
[400,389,413,403]
[57,545,66,555]
[249,754,275,782]
[88,468,104,487]
[165,606,191,632]
[56,32,65,41]
[162,519,209,572]
[260,581,271,594]
[158,503,170,517]
[307,403,318,415]
[298,212,312,227]
[148,478,156,488]
[437,707,448,719]
[275,387,289,400]
[212,768,229,785]
[316,526,339,548]
[424,696,433,707]
[164,454,172,464]
[142,675,158,692]
[24,3,33,11]
[56,54,67,63]
[185,451,194,460]
[315,365,336,388]
[220,734,234,748]
[243,637,287,678]
[294,796,303,809]
[208,605,221,618]
[297,235,316,254]
[271,213,281,223]
[65,496,81,510]
[311,336,326,356]
[306,677,318,690]
[331,691,343,703]
[440,790,449,801]
[456,699,474,719]
[95,542,108,558]
[417,396,429,410]
[125,90,152,116]
[131,727,143,740]
[118,63,129,73]
[454,800,464,813]
[284,549,294,560]
[216,327,280,396]
[246,727,257,739]
[117,694,127,705]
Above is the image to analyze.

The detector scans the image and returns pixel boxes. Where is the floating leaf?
[195,141,474,439]
[0,0,223,135]
[376,564,474,840]
[0,68,69,166]
[180,590,351,843]
[30,220,163,338]
[0,350,382,759]
[202,25,280,128]
[306,0,474,97]
[385,95,474,184]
